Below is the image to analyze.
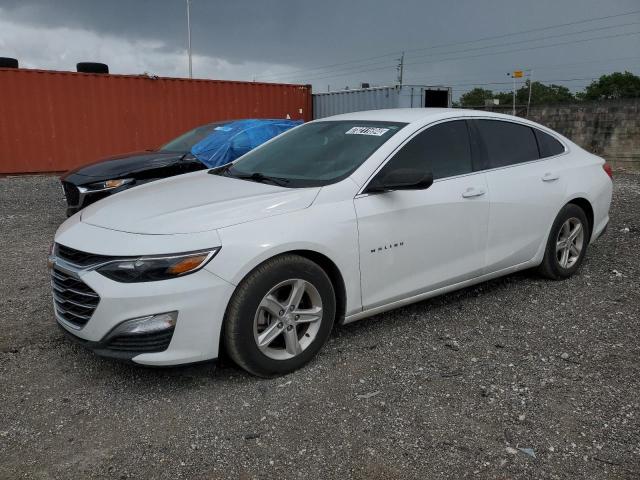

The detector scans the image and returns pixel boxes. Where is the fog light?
[108,312,177,338]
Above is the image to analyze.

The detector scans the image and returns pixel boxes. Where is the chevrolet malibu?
[50,109,612,377]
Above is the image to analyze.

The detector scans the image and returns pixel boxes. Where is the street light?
[186,0,192,78]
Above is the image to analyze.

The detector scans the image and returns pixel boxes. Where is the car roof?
[317,108,528,125]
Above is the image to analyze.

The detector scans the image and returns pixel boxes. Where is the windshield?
[160,122,227,152]
[221,121,406,187]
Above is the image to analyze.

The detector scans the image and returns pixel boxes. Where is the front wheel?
[223,254,336,377]
[537,203,589,280]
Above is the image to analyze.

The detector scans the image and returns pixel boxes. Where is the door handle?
[542,172,560,182]
[461,187,486,198]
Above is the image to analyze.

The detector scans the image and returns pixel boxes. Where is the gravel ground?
[0,173,638,479]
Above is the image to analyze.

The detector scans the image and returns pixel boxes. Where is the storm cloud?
[1,0,638,96]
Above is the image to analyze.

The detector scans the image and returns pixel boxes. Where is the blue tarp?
[191,119,302,168]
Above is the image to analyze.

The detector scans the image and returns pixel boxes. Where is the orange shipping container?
[0,68,312,174]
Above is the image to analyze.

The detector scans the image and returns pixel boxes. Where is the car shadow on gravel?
[335,269,536,337]
[52,268,543,386]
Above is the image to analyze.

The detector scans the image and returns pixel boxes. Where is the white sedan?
[50,109,612,376]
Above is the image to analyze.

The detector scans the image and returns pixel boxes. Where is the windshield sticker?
[345,126,390,136]
[214,126,233,132]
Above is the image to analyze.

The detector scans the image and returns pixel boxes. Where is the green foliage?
[517,81,574,104]
[582,71,640,100]
[459,88,495,106]
[457,71,640,106]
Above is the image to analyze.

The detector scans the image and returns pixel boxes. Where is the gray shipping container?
[313,84,452,119]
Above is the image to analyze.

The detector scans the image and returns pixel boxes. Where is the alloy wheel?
[556,217,584,269]
[253,279,323,360]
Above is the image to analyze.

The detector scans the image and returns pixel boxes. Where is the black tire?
[223,254,336,377]
[537,203,590,280]
[76,62,109,74]
[0,57,19,69]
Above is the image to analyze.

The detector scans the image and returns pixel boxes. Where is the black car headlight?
[85,178,134,191]
[96,248,220,283]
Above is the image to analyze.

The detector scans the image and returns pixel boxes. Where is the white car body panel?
[56,213,222,256]
[484,156,569,272]
[355,171,489,309]
[80,170,320,234]
[209,178,363,316]
[50,108,613,366]
[64,267,235,366]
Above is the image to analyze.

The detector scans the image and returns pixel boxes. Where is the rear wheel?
[223,254,335,377]
[537,204,589,280]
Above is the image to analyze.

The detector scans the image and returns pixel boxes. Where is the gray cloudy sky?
[1,0,639,98]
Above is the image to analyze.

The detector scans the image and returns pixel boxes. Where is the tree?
[516,81,574,105]
[581,71,640,100]
[459,88,495,106]
[459,81,575,108]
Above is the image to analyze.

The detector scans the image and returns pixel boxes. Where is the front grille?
[104,329,175,353]
[62,182,80,206]
[51,268,100,329]
[55,244,115,268]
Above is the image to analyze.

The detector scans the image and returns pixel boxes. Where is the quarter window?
[475,120,539,168]
[534,129,565,158]
[377,120,473,181]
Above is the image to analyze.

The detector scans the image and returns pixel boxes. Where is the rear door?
[472,119,568,272]
[355,119,490,309]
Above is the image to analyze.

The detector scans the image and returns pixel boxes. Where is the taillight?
[603,163,613,179]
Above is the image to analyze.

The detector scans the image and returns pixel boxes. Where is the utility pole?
[508,70,523,116]
[526,69,533,117]
[512,73,516,116]
[397,51,405,86]
[186,0,193,78]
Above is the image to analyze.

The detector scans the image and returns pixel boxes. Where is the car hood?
[80,171,321,234]
[62,151,189,181]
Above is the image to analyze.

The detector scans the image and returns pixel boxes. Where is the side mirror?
[366,168,433,193]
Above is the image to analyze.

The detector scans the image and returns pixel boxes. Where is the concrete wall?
[524,100,640,171]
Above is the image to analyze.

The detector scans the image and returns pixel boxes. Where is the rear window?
[476,120,539,168]
[535,129,565,158]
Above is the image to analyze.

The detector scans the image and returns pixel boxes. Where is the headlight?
[96,248,220,283]
[85,178,134,191]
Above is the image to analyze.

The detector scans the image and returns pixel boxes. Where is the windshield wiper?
[235,172,290,187]
[208,166,289,187]
[208,164,233,175]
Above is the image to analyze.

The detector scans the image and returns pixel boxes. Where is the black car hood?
[61,151,192,181]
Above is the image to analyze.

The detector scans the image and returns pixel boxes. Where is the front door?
[354,120,490,310]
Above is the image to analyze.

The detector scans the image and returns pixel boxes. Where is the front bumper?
[55,267,236,366]
[57,322,172,362]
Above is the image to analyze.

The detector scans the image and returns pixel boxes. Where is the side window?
[534,129,565,158]
[476,120,539,168]
[377,120,473,181]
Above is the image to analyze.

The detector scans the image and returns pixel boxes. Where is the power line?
[259,8,640,81]
[402,9,640,56]
[257,53,400,81]
[291,30,640,83]
[451,82,593,93]
[402,30,640,70]
[403,57,640,88]
[401,20,640,65]
[265,59,397,84]
[450,76,602,88]
[282,21,640,83]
